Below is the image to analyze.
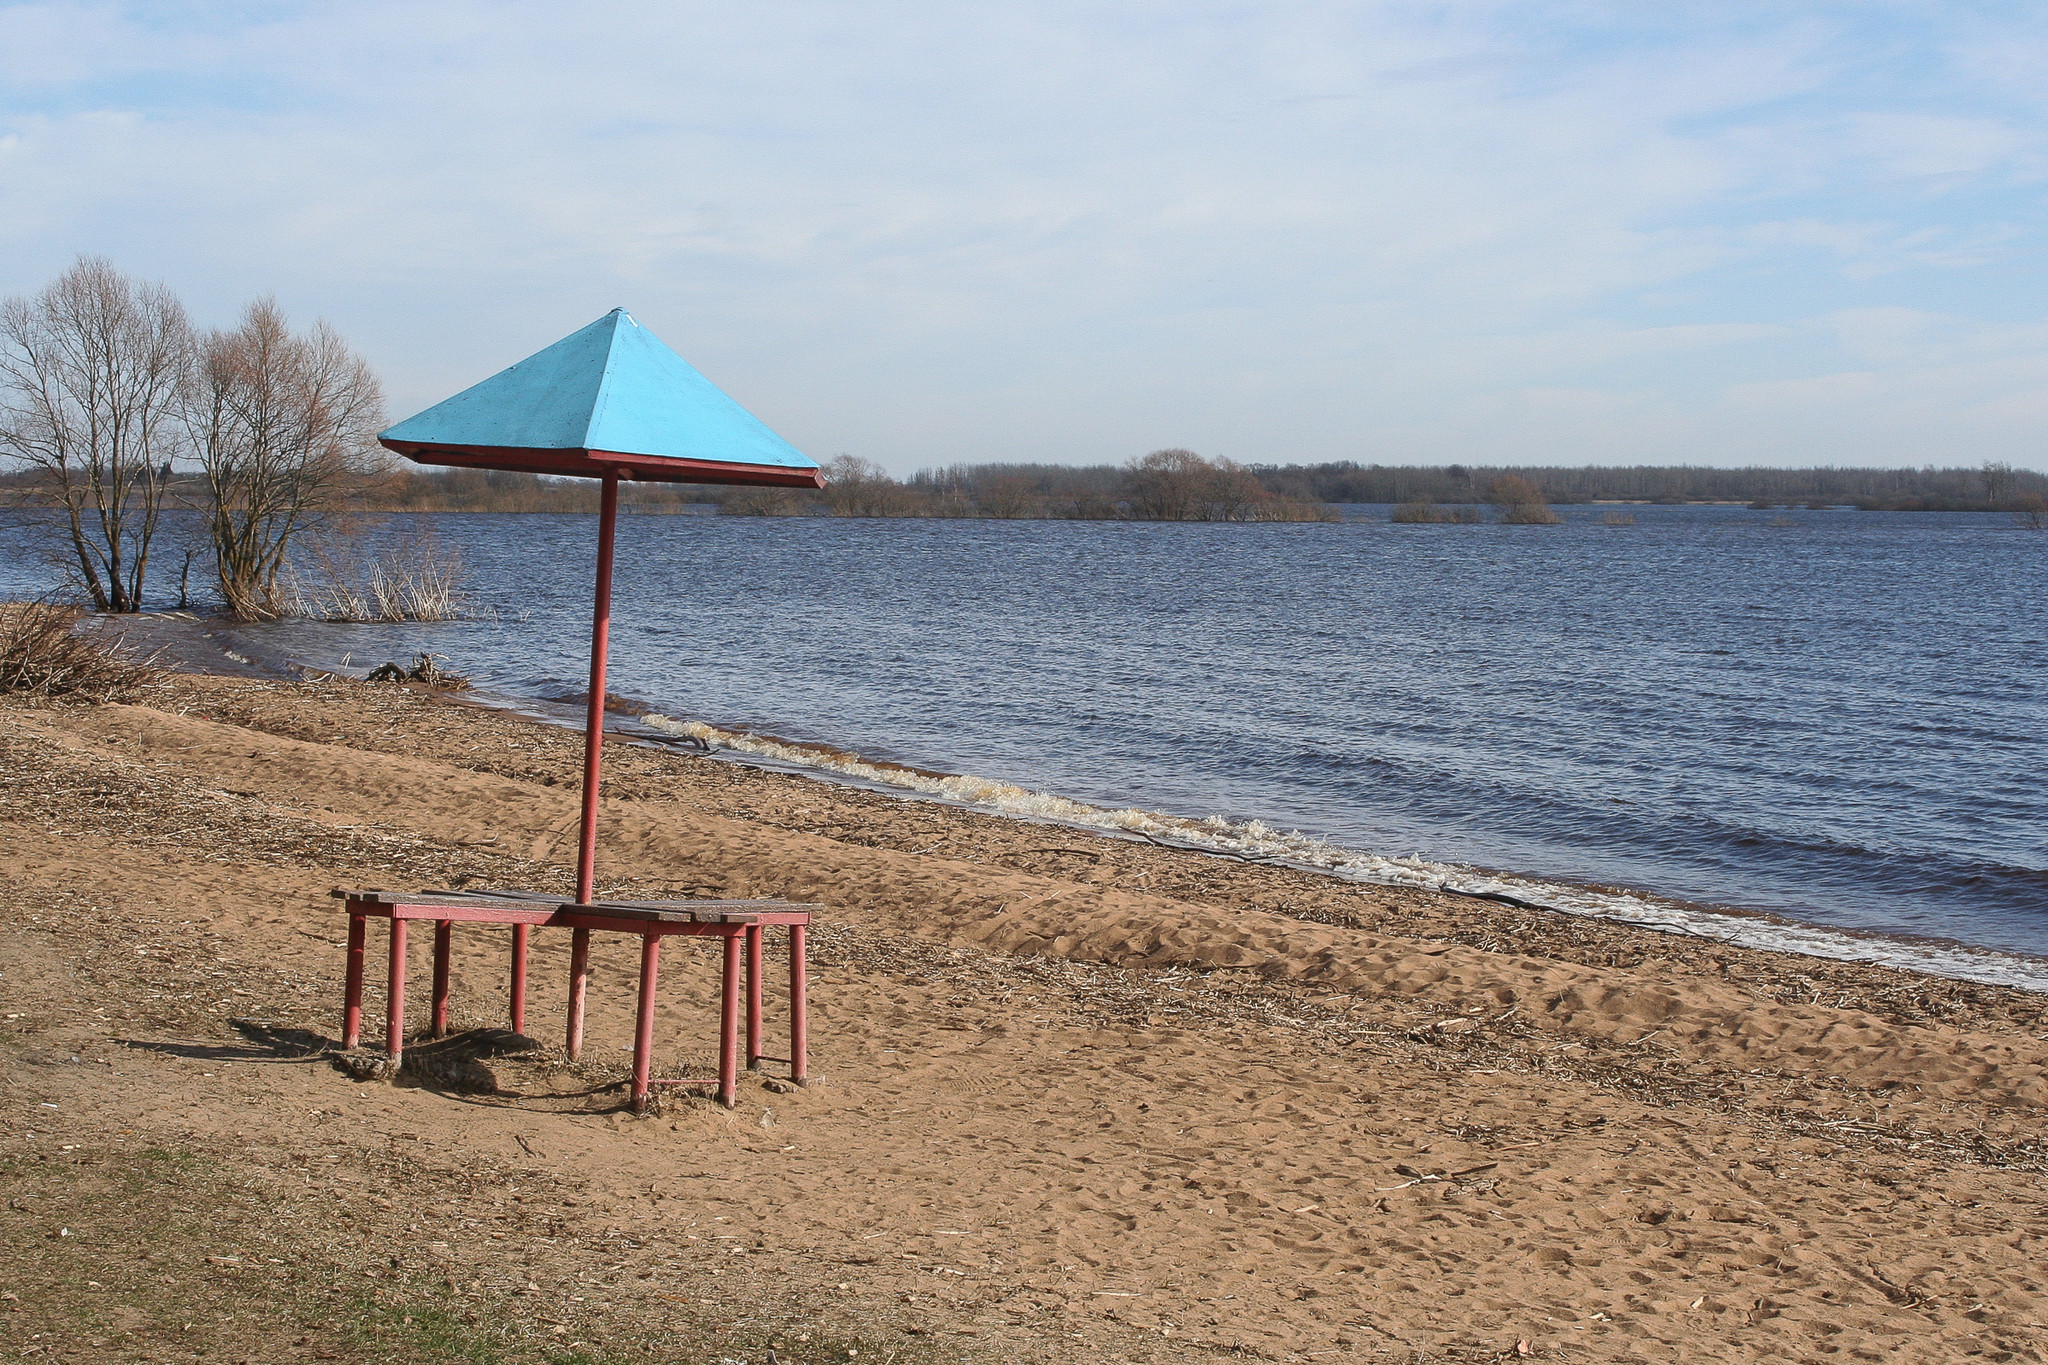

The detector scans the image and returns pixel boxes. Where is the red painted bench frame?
[336,890,813,1110]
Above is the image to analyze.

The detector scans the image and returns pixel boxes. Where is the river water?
[6,504,2045,985]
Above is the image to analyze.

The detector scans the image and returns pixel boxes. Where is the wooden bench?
[335,889,814,1110]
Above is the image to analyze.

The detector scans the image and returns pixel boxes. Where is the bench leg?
[431,919,452,1036]
[386,918,408,1064]
[789,922,808,1086]
[744,924,763,1070]
[719,930,741,1109]
[509,923,529,1035]
[630,934,661,1114]
[342,913,367,1049]
[566,927,592,1060]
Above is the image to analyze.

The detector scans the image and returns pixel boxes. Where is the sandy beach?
[4,671,2047,1365]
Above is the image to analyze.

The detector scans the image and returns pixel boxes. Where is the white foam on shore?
[642,714,2048,995]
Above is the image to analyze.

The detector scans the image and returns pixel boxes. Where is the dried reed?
[285,524,473,622]
[0,600,163,702]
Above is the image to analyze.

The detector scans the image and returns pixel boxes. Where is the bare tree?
[190,299,386,618]
[975,473,1044,519]
[0,257,192,612]
[1124,448,1212,520]
[1204,456,1278,521]
[1122,448,1307,521]
[1488,474,1562,525]
[1984,460,2016,506]
[821,455,920,517]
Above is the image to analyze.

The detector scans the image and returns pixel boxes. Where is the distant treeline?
[374,457,2048,517]
[332,450,1338,521]
[11,455,2040,519]
[373,456,2048,517]
[1248,461,2048,512]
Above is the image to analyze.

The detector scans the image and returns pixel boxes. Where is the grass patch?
[0,1130,953,1365]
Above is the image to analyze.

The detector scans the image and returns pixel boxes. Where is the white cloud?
[0,1,2044,470]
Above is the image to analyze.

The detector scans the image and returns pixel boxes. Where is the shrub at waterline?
[1390,502,1483,524]
[1488,475,1563,525]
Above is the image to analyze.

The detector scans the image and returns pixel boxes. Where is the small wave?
[642,715,2048,995]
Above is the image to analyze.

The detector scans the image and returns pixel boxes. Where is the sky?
[2,1,2045,474]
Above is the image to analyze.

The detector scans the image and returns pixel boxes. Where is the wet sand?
[3,672,2046,1363]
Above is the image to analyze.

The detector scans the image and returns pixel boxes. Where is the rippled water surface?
[6,505,2045,958]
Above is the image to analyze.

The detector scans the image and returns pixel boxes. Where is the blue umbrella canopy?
[379,309,824,488]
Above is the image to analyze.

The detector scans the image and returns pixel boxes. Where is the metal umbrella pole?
[566,470,619,1058]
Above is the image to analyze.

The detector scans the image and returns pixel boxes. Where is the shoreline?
[114,604,2048,998]
[632,712,2048,997]
[130,670,2048,1063]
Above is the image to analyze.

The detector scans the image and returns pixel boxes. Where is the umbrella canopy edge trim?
[380,438,827,489]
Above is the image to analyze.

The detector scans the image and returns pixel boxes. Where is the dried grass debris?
[0,599,163,702]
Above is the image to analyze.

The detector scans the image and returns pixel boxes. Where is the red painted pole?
[565,927,591,1060]
[567,472,619,1065]
[386,918,408,1064]
[342,913,366,1049]
[718,930,741,1108]
[431,919,452,1036]
[744,924,763,1070]
[630,934,662,1113]
[576,471,620,906]
[509,923,529,1035]
[789,922,808,1085]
